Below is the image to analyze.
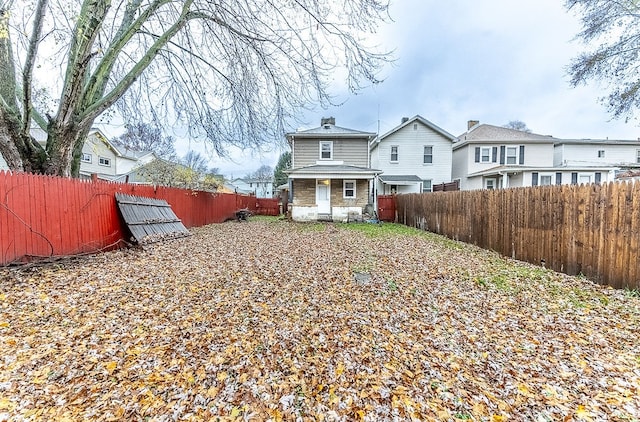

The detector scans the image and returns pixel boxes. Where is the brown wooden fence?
[396,182,640,289]
[0,171,276,265]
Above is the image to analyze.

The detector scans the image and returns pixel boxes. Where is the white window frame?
[579,174,592,184]
[506,146,518,165]
[485,178,496,190]
[390,145,398,162]
[81,153,92,163]
[98,156,111,167]
[320,141,333,160]
[343,180,356,198]
[423,146,433,164]
[540,174,553,186]
[598,150,605,158]
[481,147,491,163]
[422,179,432,192]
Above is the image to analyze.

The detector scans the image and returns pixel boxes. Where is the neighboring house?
[285,117,381,222]
[228,177,274,198]
[78,129,155,181]
[0,153,8,172]
[370,115,455,194]
[452,121,618,190]
[554,138,640,170]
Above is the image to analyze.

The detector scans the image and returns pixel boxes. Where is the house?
[285,117,381,222]
[228,177,274,198]
[78,129,155,181]
[452,121,618,190]
[370,115,455,194]
[553,138,640,170]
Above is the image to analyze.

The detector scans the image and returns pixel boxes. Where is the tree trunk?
[44,123,89,177]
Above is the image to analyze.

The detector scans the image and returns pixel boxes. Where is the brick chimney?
[467,120,479,130]
[321,117,335,127]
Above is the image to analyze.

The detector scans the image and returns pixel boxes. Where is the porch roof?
[286,164,382,180]
[468,165,619,178]
[379,175,423,185]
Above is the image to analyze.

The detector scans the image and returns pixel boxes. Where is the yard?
[0,219,638,421]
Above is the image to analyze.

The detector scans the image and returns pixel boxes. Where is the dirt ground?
[1,219,639,421]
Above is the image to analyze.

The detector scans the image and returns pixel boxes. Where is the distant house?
[370,115,455,194]
[286,117,380,222]
[78,129,155,181]
[227,177,274,198]
[452,121,618,190]
[553,138,640,170]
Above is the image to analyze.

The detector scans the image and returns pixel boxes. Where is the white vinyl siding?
[293,138,369,168]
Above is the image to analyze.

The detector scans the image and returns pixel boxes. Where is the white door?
[316,180,331,214]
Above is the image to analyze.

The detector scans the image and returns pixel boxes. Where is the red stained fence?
[377,195,397,222]
[0,171,275,265]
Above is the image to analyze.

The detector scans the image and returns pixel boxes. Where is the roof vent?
[323,125,331,129]
[401,117,409,123]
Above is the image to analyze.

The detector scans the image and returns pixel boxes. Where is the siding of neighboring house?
[293,139,369,168]
[554,142,640,167]
[0,154,8,171]
[79,133,120,177]
[464,142,554,176]
[371,117,454,193]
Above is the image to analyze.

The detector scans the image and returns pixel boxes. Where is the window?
[506,147,518,165]
[413,123,418,130]
[598,150,605,158]
[571,172,578,185]
[422,179,432,192]
[595,172,602,183]
[320,141,333,159]
[485,178,496,190]
[532,172,539,186]
[481,147,491,162]
[556,172,562,185]
[390,145,398,162]
[98,156,111,166]
[637,149,640,164]
[423,146,433,164]
[540,175,552,186]
[81,153,92,163]
[343,180,356,198]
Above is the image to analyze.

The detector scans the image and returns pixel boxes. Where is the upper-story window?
[598,150,605,158]
[481,147,491,162]
[506,147,518,164]
[423,146,433,164]
[98,156,111,167]
[320,141,333,160]
[636,149,640,164]
[81,153,92,163]
[390,145,398,162]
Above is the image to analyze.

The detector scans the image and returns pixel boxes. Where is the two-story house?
[452,121,618,190]
[554,138,640,171]
[228,177,274,197]
[370,115,455,194]
[286,117,381,222]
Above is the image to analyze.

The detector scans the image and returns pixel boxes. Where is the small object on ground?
[236,208,251,222]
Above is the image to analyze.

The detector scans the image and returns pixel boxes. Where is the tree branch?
[22,0,49,134]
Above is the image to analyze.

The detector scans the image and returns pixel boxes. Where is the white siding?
[0,153,8,171]
[555,143,640,167]
[293,138,369,168]
[80,133,118,176]
[466,142,554,175]
[371,121,453,191]
[451,145,470,190]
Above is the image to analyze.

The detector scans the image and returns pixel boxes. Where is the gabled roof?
[370,115,455,149]
[453,124,556,149]
[286,123,376,141]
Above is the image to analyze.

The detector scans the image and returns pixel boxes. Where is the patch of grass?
[339,222,464,250]
[624,288,640,298]
[250,215,282,223]
[387,279,398,292]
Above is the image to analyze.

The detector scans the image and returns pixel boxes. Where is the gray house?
[286,117,381,222]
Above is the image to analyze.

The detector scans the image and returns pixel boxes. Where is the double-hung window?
[423,146,433,164]
[422,179,432,192]
[343,180,356,198]
[506,147,518,165]
[390,146,398,162]
[481,147,491,162]
[540,175,552,186]
[320,141,333,160]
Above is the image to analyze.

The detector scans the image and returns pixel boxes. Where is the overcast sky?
[178,0,640,177]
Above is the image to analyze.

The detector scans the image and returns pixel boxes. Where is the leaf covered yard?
[0,220,638,421]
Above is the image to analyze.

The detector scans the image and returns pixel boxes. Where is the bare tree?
[566,0,640,120]
[182,150,208,175]
[113,122,177,159]
[0,0,391,177]
[503,120,531,133]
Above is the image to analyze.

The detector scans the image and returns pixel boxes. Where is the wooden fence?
[396,182,640,290]
[0,171,276,265]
